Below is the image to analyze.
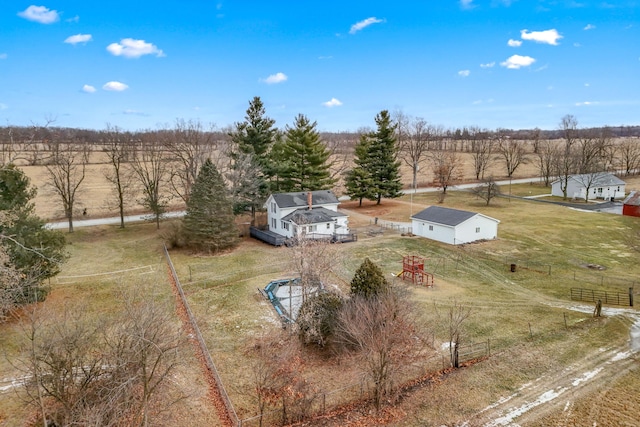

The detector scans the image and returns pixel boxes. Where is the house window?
[476,227,480,233]
[271,202,276,213]
[597,188,603,194]
[282,221,289,231]
[272,218,276,229]
[326,223,331,229]
[309,225,317,232]
[428,225,433,231]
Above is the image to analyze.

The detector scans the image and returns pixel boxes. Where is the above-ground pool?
[263,278,322,323]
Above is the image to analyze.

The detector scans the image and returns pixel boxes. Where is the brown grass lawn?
[3,155,640,426]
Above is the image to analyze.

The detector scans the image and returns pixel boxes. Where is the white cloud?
[82,84,96,93]
[500,54,536,69]
[322,98,343,107]
[576,101,597,106]
[480,61,495,68]
[584,24,596,30]
[0,103,7,110]
[0,53,7,60]
[261,72,288,84]
[508,39,522,47]
[460,0,475,9]
[584,83,590,87]
[65,34,92,45]
[520,29,563,45]
[349,17,385,34]
[318,55,333,60]
[102,81,129,91]
[458,70,470,77]
[66,15,79,23]
[18,5,60,24]
[123,109,148,116]
[106,38,165,58]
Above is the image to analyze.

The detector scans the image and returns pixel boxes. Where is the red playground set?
[399,255,434,287]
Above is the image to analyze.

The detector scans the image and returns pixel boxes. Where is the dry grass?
[3,152,640,426]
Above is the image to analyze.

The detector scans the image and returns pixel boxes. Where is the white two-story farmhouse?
[265,190,350,240]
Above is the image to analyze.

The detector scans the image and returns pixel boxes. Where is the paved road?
[46,211,185,230]
[46,176,620,230]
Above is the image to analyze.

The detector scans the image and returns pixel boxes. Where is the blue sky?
[1,1,638,132]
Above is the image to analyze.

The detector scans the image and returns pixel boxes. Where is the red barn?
[622,191,640,217]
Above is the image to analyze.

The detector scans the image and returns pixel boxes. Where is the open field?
[3,184,638,426]
[17,149,554,222]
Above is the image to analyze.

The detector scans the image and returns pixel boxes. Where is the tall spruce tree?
[280,114,334,192]
[182,159,238,254]
[228,96,277,216]
[368,110,403,204]
[344,134,375,206]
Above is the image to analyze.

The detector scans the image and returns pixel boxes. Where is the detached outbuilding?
[622,191,640,217]
[411,206,500,245]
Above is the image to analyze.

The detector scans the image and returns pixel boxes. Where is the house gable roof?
[271,190,339,209]
[281,207,346,224]
[411,206,478,226]
[552,172,625,187]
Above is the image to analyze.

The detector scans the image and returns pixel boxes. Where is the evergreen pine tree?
[344,134,375,206]
[182,159,238,253]
[280,114,335,192]
[228,96,277,216]
[368,110,403,204]
[0,164,67,305]
[350,258,389,298]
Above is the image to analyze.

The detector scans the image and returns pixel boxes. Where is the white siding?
[454,216,499,244]
[412,215,498,245]
[412,219,456,245]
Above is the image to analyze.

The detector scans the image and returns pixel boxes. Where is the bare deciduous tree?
[469,128,494,181]
[335,290,426,411]
[435,299,472,368]
[17,289,186,427]
[617,138,640,176]
[535,139,558,187]
[429,150,463,203]
[496,134,528,178]
[398,117,433,191]
[246,334,311,426]
[102,124,135,228]
[555,114,580,200]
[287,233,336,308]
[130,132,170,229]
[471,177,501,205]
[45,140,90,232]
[164,119,218,204]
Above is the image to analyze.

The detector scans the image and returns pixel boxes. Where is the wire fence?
[163,245,239,427]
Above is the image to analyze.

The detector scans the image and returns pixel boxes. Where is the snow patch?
[571,367,603,386]
[485,387,567,426]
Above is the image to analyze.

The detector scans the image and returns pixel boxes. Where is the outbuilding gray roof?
[623,190,640,206]
[411,206,477,226]
[272,190,339,208]
[282,207,346,224]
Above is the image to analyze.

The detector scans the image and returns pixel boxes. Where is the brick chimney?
[307,191,312,210]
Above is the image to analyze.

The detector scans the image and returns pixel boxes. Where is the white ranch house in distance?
[265,190,350,241]
[551,173,626,201]
[411,206,500,245]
